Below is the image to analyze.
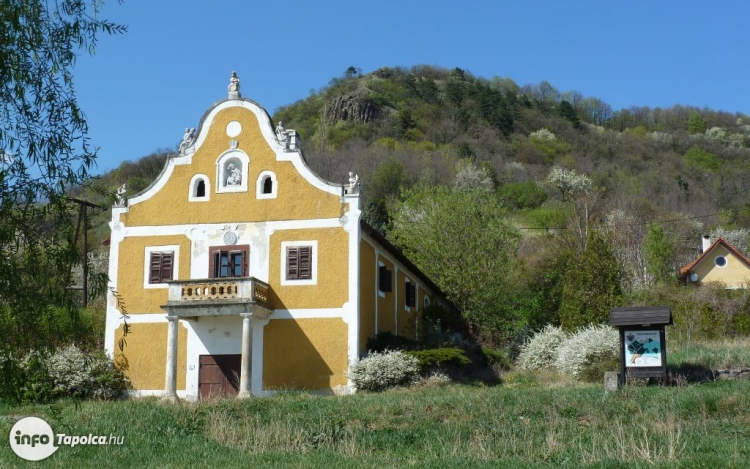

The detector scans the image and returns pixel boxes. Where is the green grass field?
[2,377,749,468]
[2,338,749,468]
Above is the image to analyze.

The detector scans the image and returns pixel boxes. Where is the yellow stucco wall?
[377,255,395,334]
[359,240,376,353]
[694,245,750,287]
[262,318,348,390]
[267,227,348,309]
[117,235,191,313]
[114,322,187,391]
[121,107,342,227]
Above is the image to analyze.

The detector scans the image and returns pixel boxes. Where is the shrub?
[348,350,419,392]
[481,346,512,371]
[555,325,619,381]
[46,345,128,400]
[20,351,55,403]
[406,347,471,371]
[366,331,419,352]
[517,325,569,370]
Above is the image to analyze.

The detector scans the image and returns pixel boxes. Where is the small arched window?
[188,174,210,202]
[256,170,277,199]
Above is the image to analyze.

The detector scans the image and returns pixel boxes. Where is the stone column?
[163,315,179,401]
[238,313,252,398]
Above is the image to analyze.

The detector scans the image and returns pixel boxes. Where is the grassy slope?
[1,379,749,468]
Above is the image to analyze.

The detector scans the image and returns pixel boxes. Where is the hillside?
[80,65,750,344]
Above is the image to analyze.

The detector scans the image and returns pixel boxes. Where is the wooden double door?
[198,354,242,399]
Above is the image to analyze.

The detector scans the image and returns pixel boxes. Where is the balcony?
[161,277,273,319]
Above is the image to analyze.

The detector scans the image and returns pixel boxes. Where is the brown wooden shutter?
[298,246,311,279]
[379,265,392,292]
[286,247,299,280]
[161,252,174,281]
[149,253,162,283]
[406,281,416,307]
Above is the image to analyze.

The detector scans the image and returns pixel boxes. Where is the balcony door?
[209,245,249,278]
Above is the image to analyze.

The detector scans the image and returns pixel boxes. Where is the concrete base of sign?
[604,372,620,393]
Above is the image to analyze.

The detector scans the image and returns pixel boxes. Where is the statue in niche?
[228,71,240,97]
[226,163,242,186]
[178,127,196,154]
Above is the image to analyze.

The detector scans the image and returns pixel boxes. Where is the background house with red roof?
[680,236,750,288]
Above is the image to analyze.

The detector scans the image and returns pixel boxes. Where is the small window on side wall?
[378,265,392,293]
[405,280,416,308]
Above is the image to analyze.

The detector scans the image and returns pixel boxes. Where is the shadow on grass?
[667,363,716,385]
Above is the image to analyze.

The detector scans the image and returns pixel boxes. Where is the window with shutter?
[405,280,416,307]
[378,265,392,293]
[286,246,313,280]
[149,251,174,284]
[209,245,249,278]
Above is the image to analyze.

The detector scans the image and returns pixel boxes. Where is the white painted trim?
[256,170,278,199]
[270,308,345,320]
[280,240,318,286]
[215,150,249,193]
[143,245,180,289]
[404,277,412,313]
[118,218,342,238]
[188,173,210,202]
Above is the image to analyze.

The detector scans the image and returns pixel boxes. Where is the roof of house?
[679,237,750,276]
[360,220,445,297]
[609,306,672,326]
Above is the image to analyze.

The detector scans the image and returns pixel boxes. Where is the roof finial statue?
[228,71,241,99]
[179,127,196,155]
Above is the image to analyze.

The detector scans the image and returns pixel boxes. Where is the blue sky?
[74,0,750,174]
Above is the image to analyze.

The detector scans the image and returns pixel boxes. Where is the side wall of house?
[358,232,434,353]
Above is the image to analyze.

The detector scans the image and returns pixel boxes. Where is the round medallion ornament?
[226,121,242,137]
[223,231,238,245]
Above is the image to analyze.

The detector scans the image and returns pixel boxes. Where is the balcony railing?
[163,277,272,318]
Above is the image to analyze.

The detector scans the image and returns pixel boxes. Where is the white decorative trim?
[188,174,210,202]
[377,260,386,298]
[256,170,278,199]
[404,276,412,313]
[215,150,249,193]
[270,308,345,319]
[143,245,180,289]
[280,240,318,286]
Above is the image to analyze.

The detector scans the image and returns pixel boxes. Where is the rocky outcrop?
[325,88,380,124]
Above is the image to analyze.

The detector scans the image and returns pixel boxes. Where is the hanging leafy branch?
[0,1,125,360]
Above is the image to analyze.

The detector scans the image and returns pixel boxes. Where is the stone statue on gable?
[228,71,241,98]
[178,127,196,155]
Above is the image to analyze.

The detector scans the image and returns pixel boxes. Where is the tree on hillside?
[0,0,125,398]
[388,185,521,345]
[643,223,677,286]
[559,231,622,330]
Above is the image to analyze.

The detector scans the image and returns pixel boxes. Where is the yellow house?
[679,236,750,288]
[104,72,444,400]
